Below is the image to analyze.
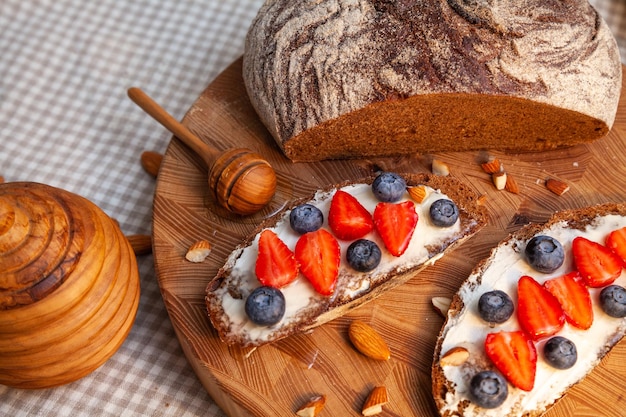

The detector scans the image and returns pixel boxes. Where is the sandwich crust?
[206,173,487,347]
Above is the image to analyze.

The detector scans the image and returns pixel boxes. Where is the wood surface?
[152,58,626,416]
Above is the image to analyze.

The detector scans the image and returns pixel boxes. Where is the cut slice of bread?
[205,173,487,347]
[432,202,626,417]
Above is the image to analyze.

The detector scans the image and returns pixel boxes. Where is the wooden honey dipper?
[128,87,277,215]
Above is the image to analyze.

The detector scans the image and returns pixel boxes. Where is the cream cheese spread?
[438,214,626,417]
[212,183,465,345]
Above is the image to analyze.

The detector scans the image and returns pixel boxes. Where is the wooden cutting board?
[152,58,626,417]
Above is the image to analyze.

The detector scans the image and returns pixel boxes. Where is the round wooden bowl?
[0,182,140,389]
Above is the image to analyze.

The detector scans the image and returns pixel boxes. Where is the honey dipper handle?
[127,87,219,167]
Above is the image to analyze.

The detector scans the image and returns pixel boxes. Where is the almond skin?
[361,386,388,416]
[141,151,163,178]
[481,158,502,174]
[348,320,391,361]
[296,395,326,417]
[440,346,470,366]
[545,178,570,196]
[126,234,152,256]
[408,185,428,203]
[505,174,520,194]
[185,240,212,262]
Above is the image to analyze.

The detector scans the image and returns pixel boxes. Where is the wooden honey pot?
[0,182,140,389]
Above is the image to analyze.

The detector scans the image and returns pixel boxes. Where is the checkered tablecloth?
[0,1,624,416]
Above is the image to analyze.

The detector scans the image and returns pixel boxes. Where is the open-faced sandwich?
[433,202,626,416]
[206,172,487,347]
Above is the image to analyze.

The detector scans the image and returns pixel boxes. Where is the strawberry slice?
[544,271,593,330]
[606,226,626,268]
[328,190,374,240]
[485,330,537,391]
[572,236,623,287]
[295,229,340,296]
[517,275,565,340]
[373,201,418,257]
[255,230,298,288]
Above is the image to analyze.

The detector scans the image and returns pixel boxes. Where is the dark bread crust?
[432,202,626,417]
[243,0,622,162]
[206,173,487,347]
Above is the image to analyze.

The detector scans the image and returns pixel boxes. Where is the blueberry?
[245,286,286,326]
[289,204,324,234]
[543,336,577,369]
[600,285,626,318]
[469,370,508,409]
[429,199,459,227]
[371,172,406,202]
[525,235,564,273]
[478,290,514,324]
[346,239,382,272]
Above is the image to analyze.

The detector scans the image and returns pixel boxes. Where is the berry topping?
[289,204,324,234]
[429,199,459,227]
[599,285,626,318]
[572,236,623,288]
[524,235,564,274]
[543,336,578,370]
[346,239,382,272]
[255,230,298,288]
[328,190,374,240]
[371,172,406,202]
[544,271,593,330]
[478,290,514,324]
[469,370,508,409]
[245,286,286,326]
[484,330,537,391]
[373,201,418,257]
[295,229,340,296]
[517,275,565,341]
[606,226,626,267]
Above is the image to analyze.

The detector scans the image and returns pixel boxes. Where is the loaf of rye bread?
[243,0,622,162]
[205,173,487,347]
[432,202,626,417]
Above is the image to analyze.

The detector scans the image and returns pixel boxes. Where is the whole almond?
[440,346,470,367]
[141,151,163,178]
[348,320,391,361]
[545,178,570,196]
[185,240,212,262]
[361,386,388,416]
[296,395,326,417]
[126,234,152,256]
